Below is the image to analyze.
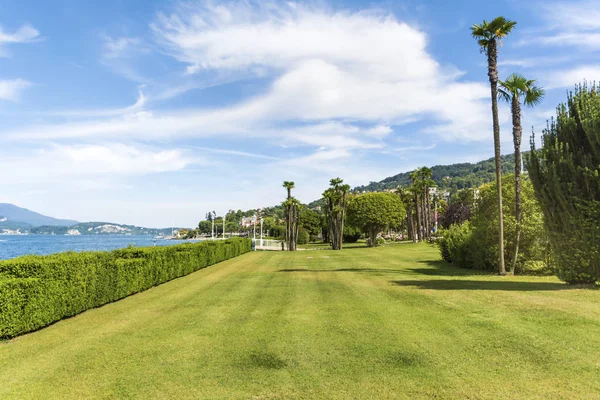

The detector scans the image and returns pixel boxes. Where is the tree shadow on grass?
[391,279,579,291]
[278,268,408,273]
[405,260,490,277]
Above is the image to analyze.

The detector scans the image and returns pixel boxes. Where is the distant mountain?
[29,222,185,236]
[0,216,33,230]
[352,153,526,193]
[0,204,79,227]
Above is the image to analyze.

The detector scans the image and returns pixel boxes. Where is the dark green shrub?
[271,225,286,240]
[528,84,600,284]
[469,176,550,272]
[297,228,310,244]
[342,225,362,243]
[438,222,473,267]
[0,238,251,338]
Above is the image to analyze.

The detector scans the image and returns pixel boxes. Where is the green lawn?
[1,243,599,399]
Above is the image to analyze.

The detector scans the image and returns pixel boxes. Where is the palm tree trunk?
[511,97,523,274]
[487,39,506,275]
[415,193,422,242]
[424,186,432,238]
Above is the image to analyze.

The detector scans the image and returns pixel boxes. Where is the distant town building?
[241,216,258,228]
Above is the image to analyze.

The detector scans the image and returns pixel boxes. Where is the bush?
[438,177,551,274]
[366,236,386,246]
[297,228,310,244]
[528,84,600,284]
[342,225,362,243]
[437,222,473,267]
[271,225,286,240]
[468,176,550,273]
[0,238,251,339]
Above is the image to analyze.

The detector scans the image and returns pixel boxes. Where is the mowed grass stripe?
[1,243,599,399]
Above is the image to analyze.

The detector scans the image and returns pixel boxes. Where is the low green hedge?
[0,238,251,338]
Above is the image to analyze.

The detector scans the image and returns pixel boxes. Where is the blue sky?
[0,0,598,227]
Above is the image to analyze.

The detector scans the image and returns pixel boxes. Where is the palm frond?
[497,87,512,103]
[524,85,545,107]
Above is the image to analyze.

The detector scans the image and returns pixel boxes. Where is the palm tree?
[323,178,349,250]
[499,73,544,274]
[283,181,295,200]
[471,17,517,276]
[282,181,295,248]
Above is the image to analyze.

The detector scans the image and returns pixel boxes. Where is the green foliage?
[470,17,517,52]
[439,177,550,274]
[323,178,350,250]
[271,225,286,240]
[471,176,549,273]
[299,209,321,239]
[354,153,523,193]
[342,225,362,243]
[0,238,251,338]
[439,189,473,229]
[198,220,212,234]
[297,228,310,245]
[347,192,405,246]
[528,84,600,284]
[437,222,473,266]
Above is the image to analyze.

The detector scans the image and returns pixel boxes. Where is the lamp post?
[260,217,264,247]
[211,210,216,240]
[253,214,257,251]
[223,213,226,240]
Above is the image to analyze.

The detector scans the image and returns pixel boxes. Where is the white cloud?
[0,143,199,184]
[498,56,570,68]
[0,24,39,44]
[525,1,600,50]
[0,79,31,101]
[40,88,147,118]
[100,36,151,82]
[147,1,492,140]
[282,148,352,168]
[7,2,493,148]
[0,24,40,57]
[544,65,600,89]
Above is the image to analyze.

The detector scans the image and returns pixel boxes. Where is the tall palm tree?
[471,17,517,275]
[283,181,295,200]
[499,73,544,274]
[282,181,295,248]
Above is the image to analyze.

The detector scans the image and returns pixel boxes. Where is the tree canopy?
[347,192,405,246]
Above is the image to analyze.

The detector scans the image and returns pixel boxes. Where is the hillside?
[0,203,79,227]
[0,217,32,230]
[353,153,525,193]
[29,222,184,236]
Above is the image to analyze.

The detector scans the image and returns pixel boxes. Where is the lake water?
[0,235,197,260]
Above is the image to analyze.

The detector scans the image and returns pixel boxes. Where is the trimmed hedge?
[0,238,251,338]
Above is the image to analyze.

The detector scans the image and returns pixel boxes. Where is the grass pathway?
[1,243,599,399]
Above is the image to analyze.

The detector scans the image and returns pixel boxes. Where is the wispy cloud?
[0,143,202,184]
[0,24,39,44]
[543,65,600,89]
[523,1,600,50]
[40,88,147,118]
[498,55,571,68]
[100,35,152,82]
[148,1,492,140]
[0,78,31,101]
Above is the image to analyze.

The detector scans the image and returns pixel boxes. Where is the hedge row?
[0,238,251,338]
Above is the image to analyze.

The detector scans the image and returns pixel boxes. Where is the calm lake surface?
[0,235,197,260]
